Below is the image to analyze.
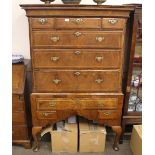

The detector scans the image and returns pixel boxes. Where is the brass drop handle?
[95,79,103,84]
[96,56,103,62]
[51,56,59,62]
[74,72,81,76]
[53,79,61,84]
[74,51,81,55]
[38,18,47,24]
[73,18,83,25]
[49,102,56,107]
[108,19,118,25]
[51,36,60,42]
[103,111,112,115]
[43,113,49,117]
[74,32,82,37]
[96,36,105,42]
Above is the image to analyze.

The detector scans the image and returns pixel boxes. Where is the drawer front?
[102,18,126,29]
[33,49,121,69]
[80,98,118,110]
[12,112,26,125]
[12,95,24,111]
[32,31,122,48]
[37,99,76,110]
[98,110,121,119]
[12,125,28,140]
[33,70,121,92]
[36,111,57,120]
[31,18,54,28]
[36,98,118,110]
[55,18,101,29]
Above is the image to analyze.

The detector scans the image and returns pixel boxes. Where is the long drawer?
[32,49,121,69]
[32,31,123,48]
[36,98,118,110]
[33,70,121,92]
[12,125,28,140]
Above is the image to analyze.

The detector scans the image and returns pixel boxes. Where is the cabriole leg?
[112,126,122,151]
[32,126,42,152]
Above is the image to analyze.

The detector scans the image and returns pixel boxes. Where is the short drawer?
[98,110,121,120]
[55,18,101,29]
[12,95,24,111]
[32,31,123,49]
[80,98,118,110]
[12,125,28,140]
[33,49,121,69]
[33,70,121,92]
[37,99,76,110]
[36,111,57,120]
[102,18,126,29]
[12,112,26,125]
[31,18,54,28]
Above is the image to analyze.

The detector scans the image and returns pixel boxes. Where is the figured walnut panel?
[32,31,123,49]
[33,70,121,92]
[32,49,121,69]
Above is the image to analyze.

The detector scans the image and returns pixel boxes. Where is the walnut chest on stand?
[20,4,136,152]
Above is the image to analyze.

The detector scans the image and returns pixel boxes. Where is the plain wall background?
[12,0,142,59]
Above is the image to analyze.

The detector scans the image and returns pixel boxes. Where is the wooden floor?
[13,137,133,155]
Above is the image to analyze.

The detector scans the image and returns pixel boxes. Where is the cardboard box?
[130,125,142,155]
[79,119,106,152]
[51,123,78,152]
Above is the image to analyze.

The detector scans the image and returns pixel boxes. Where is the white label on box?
[65,18,70,22]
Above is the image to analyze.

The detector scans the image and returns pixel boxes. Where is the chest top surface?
[20,4,135,18]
